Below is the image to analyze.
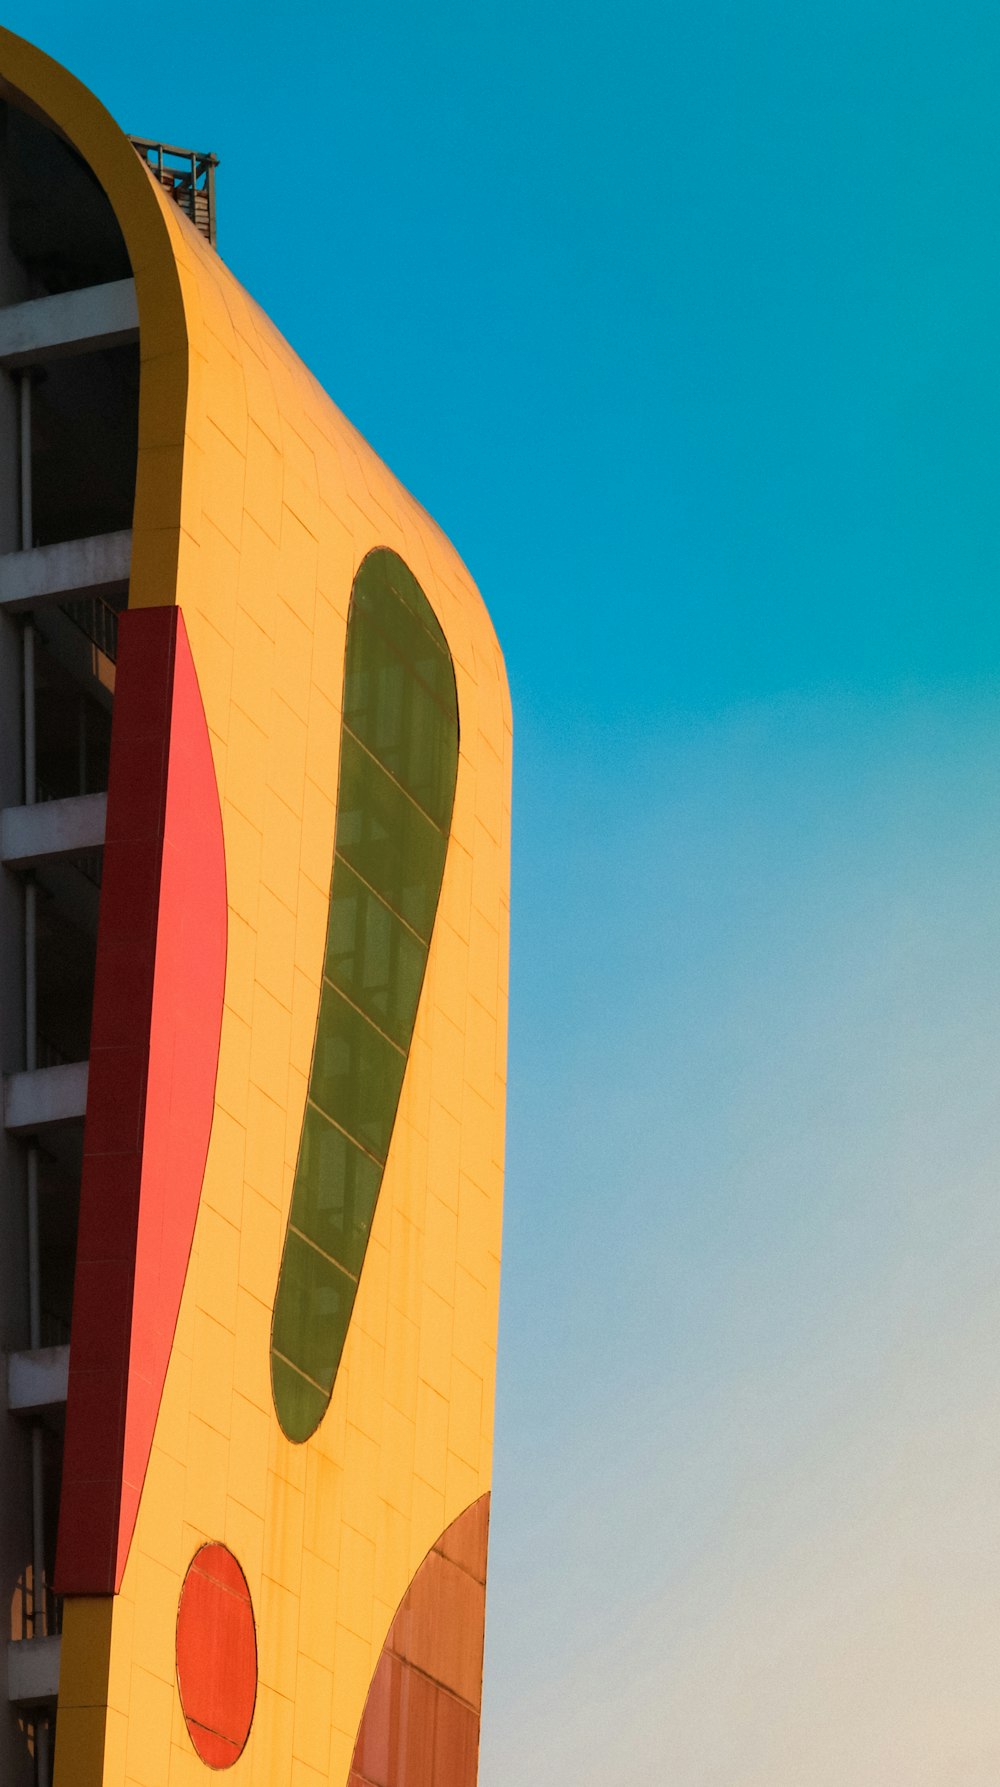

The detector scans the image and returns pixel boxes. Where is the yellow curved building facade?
[0,29,509,1787]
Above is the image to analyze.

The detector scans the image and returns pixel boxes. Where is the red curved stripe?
[55,607,227,1595]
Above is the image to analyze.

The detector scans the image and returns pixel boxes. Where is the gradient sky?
[15,2,1000,1779]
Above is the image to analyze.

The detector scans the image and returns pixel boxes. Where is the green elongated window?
[270,549,459,1442]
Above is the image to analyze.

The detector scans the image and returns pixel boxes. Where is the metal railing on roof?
[128,137,218,248]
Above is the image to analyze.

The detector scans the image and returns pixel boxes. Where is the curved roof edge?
[0,26,190,610]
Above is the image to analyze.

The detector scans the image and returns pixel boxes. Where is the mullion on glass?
[290,1103,383,1278]
[271,1227,356,1390]
[325,858,428,1052]
[334,732,447,942]
[309,981,407,1163]
[343,619,458,829]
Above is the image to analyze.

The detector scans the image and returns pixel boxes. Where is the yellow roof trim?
[0,25,189,607]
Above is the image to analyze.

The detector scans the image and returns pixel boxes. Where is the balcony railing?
[60,591,119,663]
[129,137,218,247]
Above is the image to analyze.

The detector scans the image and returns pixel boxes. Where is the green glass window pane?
[290,1104,382,1277]
[343,615,458,829]
[271,1227,354,1390]
[355,547,451,664]
[271,548,460,1446]
[309,983,406,1162]
[269,1355,330,1446]
[325,860,428,1050]
[352,576,455,712]
[334,732,447,942]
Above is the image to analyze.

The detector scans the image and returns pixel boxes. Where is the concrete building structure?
[0,30,510,1787]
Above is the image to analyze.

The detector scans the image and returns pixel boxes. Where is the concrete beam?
[4,1062,88,1132]
[6,1637,60,1706]
[0,278,137,367]
[1,793,106,868]
[0,530,131,613]
[6,1346,69,1414]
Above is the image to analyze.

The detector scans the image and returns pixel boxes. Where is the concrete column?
[0,98,44,1787]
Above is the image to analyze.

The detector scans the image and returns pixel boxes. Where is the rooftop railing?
[128,138,218,247]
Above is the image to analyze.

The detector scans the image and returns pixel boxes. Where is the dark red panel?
[391,1550,486,1707]
[431,1692,478,1787]
[353,1652,394,1786]
[176,1543,257,1767]
[436,1493,489,1584]
[349,1494,491,1787]
[55,606,227,1596]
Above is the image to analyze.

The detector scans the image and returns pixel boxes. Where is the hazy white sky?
[484,694,1000,1783]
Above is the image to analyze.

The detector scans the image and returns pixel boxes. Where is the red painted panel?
[176,1543,257,1767]
[195,1543,250,1597]
[55,607,227,1596]
[349,1494,491,1787]
[118,618,227,1589]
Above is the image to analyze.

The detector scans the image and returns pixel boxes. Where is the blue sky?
[17,2,1000,1778]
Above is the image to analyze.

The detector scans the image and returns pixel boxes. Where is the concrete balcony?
[6,1347,69,1416]
[4,1062,89,1133]
[0,277,137,367]
[1,793,107,869]
[6,1636,60,1706]
[0,529,131,614]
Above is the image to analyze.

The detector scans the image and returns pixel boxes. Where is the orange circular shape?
[176,1543,257,1768]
